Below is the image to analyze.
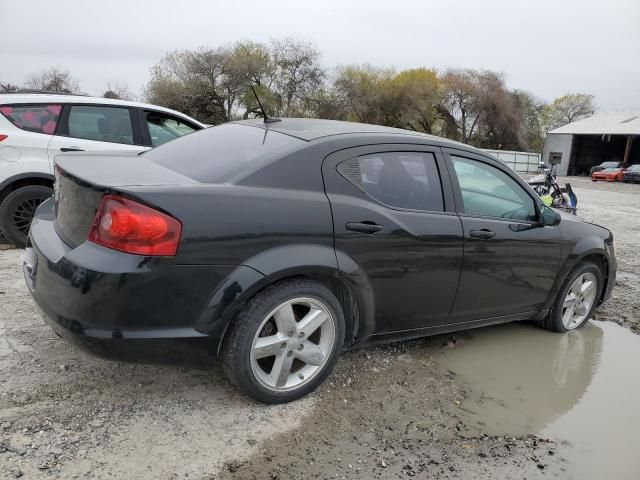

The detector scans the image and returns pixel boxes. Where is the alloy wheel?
[561,272,597,330]
[250,297,335,392]
[12,197,45,235]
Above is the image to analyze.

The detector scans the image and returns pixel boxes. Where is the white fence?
[482,149,541,173]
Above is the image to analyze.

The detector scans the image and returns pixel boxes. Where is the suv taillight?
[0,134,7,142]
[88,195,181,256]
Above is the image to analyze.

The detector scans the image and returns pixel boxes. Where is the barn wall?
[542,134,573,175]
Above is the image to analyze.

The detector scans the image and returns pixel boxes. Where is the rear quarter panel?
[125,184,336,269]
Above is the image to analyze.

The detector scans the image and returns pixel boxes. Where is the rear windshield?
[144,123,303,183]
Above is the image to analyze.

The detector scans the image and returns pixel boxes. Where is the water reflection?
[435,322,602,435]
[435,321,640,479]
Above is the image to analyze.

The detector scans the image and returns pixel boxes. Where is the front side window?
[67,105,134,144]
[451,155,536,221]
[146,112,197,147]
[338,152,444,211]
[0,104,62,134]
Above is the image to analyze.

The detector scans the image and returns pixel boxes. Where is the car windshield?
[602,168,620,173]
[600,162,619,168]
[627,165,640,172]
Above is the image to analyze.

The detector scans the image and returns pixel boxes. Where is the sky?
[2,0,639,110]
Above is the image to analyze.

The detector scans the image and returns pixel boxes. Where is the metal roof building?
[542,112,640,175]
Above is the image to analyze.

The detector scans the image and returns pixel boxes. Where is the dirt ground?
[1,178,639,479]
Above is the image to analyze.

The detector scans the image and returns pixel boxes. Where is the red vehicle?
[592,167,625,182]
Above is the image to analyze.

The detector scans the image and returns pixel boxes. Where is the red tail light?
[0,134,7,142]
[88,195,181,256]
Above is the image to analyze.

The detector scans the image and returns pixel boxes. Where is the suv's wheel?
[0,185,53,248]
[222,279,345,403]
[539,262,603,333]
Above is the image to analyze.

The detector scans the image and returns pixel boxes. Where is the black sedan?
[623,164,640,183]
[24,119,616,403]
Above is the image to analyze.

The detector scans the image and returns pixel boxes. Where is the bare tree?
[270,38,324,116]
[439,69,482,143]
[0,82,19,93]
[25,67,80,94]
[103,82,135,101]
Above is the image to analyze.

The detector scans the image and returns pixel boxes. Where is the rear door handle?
[470,229,496,240]
[60,147,84,152]
[345,222,383,234]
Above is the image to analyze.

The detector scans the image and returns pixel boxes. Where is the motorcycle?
[528,162,577,213]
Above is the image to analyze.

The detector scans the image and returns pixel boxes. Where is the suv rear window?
[145,123,303,183]
[0,104,62,134]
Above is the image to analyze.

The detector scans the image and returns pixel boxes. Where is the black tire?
[538,262,603,333]
[0,185,53,247]
[222,279,345,404]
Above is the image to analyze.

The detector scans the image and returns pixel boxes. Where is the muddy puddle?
[435,320,640,479]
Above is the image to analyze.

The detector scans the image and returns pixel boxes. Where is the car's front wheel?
[0,185,53,247]
[539,261,603,333]
[222,279,345,403]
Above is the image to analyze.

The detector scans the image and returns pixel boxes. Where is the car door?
[443,148,562,321]
[138,109,200,147]
[323,145,463,335]
[47,104,147,168]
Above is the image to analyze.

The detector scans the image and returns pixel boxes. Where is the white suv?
[0,94,205,246]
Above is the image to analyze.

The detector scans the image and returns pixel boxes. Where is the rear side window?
[146,112,198,147]
[338,152,445,211]
[0,104,62,134]
[67,105,134,145]
[145,123,303,183]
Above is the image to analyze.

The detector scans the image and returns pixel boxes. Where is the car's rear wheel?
[538,262,603,333]
[0,185,52,247]
[222,279,345,403]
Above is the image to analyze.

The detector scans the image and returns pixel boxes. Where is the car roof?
[0,93,205,127]
[235,118,473,149]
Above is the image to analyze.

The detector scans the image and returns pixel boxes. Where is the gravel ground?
[0,178,638,479]
[564,177,640,332]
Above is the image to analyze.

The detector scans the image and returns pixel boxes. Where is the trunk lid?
[54,153,198,247]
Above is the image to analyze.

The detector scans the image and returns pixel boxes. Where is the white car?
[0,94,205,246]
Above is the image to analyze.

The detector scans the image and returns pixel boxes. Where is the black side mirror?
[540,205,561,226]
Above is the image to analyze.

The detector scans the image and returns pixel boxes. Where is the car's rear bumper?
[24,200,257,360]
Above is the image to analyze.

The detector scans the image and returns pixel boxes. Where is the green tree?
[332,64,395,124]
[144,48,232,124]
[388,68,441,133]
[512,90,547,152]
[542,93,595,131]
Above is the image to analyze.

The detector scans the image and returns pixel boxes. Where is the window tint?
[451,155,536,221]
[0,104,61,134]
[146,112,198,147]
[67,106,134,144]
[338,152,444,211]
[145,123,303,183]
